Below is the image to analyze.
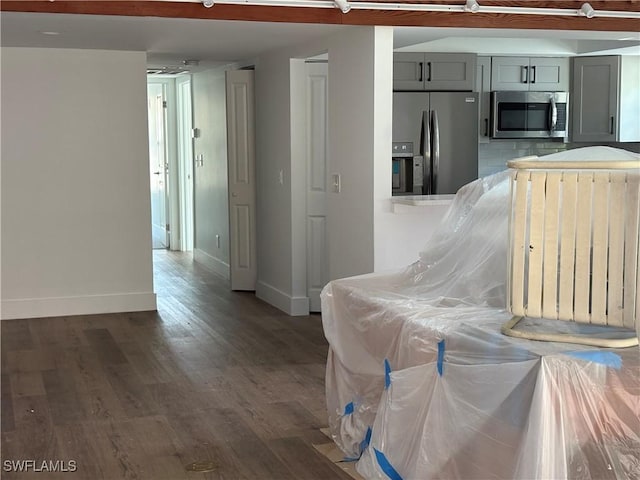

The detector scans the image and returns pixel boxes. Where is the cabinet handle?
[484,118,489,137]
[427,62,432,82]
[418,62,423,82]
[531,65,536,83]
[610,116,615,135]
[522,66,529,83]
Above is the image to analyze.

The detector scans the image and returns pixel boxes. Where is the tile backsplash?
[478,139,568,177]
[479,140,640,178]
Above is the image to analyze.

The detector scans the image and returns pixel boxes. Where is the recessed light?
[40,31,60,35]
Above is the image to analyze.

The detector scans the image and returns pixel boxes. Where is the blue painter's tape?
[343,401,354,416]
[565,351,622,370]
[343,426,373,462]
[437,340,445,376]
[359,426,372,454]
[384,359,392,389]
[374,449,404,480]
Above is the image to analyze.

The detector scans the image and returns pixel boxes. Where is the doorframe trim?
[176,75,195,252]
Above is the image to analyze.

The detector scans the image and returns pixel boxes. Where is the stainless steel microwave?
[491,91,569,139]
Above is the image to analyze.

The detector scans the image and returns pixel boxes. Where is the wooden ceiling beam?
[1,1,638,31]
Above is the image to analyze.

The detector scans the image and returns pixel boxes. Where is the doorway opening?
[147,82,169,249]
[149,68,257,294]
[147,76,194,252]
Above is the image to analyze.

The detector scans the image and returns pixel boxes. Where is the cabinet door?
[572,56,620,142]
[491,57,530,91]
[529,57,569,91]
[475,57,491,143]
[393,53,425,91]
[424,53,476,91]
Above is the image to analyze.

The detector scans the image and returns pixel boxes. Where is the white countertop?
[391,194,456,206]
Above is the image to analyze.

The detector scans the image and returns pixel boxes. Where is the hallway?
[1,251,349,479]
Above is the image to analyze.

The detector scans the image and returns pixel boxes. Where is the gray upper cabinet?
[531,58,569,91]
[394,53,476,91]
[491,57,569,91]
[475,57,492,143]
[491,57,530,91]
[424,53,476,91]
[392,53,426,91]
[572,55,639,143]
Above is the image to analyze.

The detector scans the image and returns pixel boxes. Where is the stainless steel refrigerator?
[393,91,479,195]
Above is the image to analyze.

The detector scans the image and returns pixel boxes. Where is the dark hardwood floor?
[1,250,350,479]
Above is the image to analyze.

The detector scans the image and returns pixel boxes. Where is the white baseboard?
[1,292,157,320]
[194,249,230,280]
[256,281,309,316]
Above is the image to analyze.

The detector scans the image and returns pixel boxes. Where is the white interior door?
[226,70,257,291]
[305,62,329,312]
[147,83,169,249]
[176,77,194,251]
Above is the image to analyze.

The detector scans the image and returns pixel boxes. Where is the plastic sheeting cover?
[321,147,640,480]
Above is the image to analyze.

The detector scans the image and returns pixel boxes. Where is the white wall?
[254,26,397,315]
[1,47,156,319]
[369,27,452,273]
[255,49,294,306]
[289,58,309,309]
[369,28,400,274]
[192,67,230,278]
[326,29,377,280]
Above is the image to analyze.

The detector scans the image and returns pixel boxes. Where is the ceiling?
[1,11,638,72]
[394,26,640,56]
[0,12,346,70]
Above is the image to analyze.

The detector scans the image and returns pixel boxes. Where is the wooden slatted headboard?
[502,158,640,348]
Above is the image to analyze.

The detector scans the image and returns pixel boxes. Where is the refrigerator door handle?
[432,110,440,194]
[421,110,431,194]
